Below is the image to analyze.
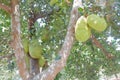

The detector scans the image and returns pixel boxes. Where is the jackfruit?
[22,38,29,54]
[38,56,45,67]
[87,14,107,32]
[75,16,91,42]
[29,39,42,59]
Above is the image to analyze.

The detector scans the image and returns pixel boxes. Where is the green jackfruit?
[22,38,29,54]
[75,16,91,42]
[29,39,42,59]
[87,14,107,32]
[38,56,45,67]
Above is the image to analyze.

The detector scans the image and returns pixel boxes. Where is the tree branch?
[0,3,11,14]
[33,0,83,80]
[11,0,30,80]
[91,35,114,59]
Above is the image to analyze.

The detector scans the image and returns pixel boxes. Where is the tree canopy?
[0,0,120,80]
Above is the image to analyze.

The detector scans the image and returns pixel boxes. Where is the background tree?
[0,0,120,80]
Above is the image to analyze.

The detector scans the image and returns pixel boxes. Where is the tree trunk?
[11,0,30,80]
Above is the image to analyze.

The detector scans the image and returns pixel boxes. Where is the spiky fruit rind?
[87,14,107,32]
[38,56,45,67]
[29,39,42,59]
[75,16,91,42]
[22,39,29,54]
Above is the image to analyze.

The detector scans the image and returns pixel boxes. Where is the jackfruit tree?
[0,0,120,80]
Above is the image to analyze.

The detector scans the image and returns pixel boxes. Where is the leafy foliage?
[0,0,120,80]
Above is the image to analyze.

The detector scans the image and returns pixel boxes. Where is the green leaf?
[78,7,83,12]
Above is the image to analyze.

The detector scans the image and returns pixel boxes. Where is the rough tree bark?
[10,0,30,80]
[32,0,83,80]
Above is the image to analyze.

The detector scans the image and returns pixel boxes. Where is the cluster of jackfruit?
[75,14,107,42]
[22,38,45,67]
